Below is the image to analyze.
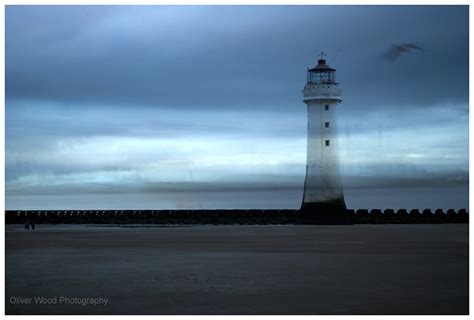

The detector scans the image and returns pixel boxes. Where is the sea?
[5,185,469,211]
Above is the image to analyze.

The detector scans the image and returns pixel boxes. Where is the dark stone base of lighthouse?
[297,198,352,225]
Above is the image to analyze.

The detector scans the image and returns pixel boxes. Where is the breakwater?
[5,209,468,224]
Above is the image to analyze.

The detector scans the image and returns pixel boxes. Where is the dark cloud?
[6,5,468,111]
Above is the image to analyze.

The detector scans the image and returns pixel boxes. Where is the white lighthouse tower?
[299,53,349,224]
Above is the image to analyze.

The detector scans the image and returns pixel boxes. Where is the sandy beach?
[5,224,468,315]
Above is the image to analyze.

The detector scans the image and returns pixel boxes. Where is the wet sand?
[5,224,468,315]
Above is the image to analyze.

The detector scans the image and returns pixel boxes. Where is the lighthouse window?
[325,105,329,111]
[309,70,335,84]
[325,140,330,146]
[325,122,330,128]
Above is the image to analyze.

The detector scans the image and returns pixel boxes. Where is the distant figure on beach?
[24,219,35,230]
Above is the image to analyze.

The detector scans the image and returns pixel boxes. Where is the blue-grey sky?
[5,5,469,210]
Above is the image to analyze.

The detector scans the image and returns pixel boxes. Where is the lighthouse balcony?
[303,84,342,101]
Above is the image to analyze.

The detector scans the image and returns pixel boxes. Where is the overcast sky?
[5,5,469,209]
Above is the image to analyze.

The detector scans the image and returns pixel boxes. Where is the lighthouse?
[299,53,350,224]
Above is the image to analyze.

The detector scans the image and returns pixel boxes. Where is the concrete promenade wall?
[5,209,468,224]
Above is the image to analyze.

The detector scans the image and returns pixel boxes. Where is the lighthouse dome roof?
[309,59,335,72]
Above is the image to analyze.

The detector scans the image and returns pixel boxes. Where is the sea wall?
[5,209,468,224]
